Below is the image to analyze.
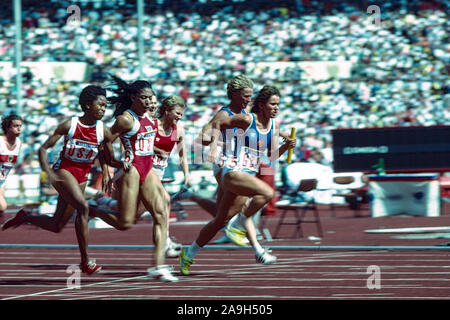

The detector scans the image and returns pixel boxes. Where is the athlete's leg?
[25,195,73,232]
[195,190,247,247]
[91,166,140,230]
[0,187,7,223]
[25,170,90,263]
[0,187,7,212]
[181,189,246,276]
[222,171,274,219]
[139,170,169,267]
[190,194,217,217]
[220,172,274,253]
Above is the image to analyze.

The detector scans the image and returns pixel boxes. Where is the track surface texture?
[1,203,449,301]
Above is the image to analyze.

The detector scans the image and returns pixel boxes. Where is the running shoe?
[225,223,248,247]
[179,249,194,276]
[147,265,179,282]
[255,249,277,264]
[95,194,117,208]
[1,209,27,230]
[165,237,182,258]
[170,185,192,203]
[79,260,102,274]
[213,233,232,244]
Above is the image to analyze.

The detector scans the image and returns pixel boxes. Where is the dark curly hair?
[1,114,23,134]
[78,85,106,111]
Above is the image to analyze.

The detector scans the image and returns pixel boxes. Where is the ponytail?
[108,74,154,117]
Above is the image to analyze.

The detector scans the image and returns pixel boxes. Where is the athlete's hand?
[120,150,134,171]
[102,173,111,194]
[122,161,131,171]
[284,137,297,150]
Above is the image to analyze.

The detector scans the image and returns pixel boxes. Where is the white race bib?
[153,153,169,168]
[237,146,264,172]
[134,131,156,156]
[64,138,98,163]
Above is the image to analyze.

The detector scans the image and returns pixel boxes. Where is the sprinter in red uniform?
[2,85,111,274]
[89,94,188,258]
[91,76,178,282]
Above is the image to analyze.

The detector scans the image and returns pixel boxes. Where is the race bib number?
[64,138,98,163]
[216,154,228,168]
[219,155,238,169]
[135,131,155,156]
[153,153,169,168]
[237,147,263,172]
[121,149,134,165]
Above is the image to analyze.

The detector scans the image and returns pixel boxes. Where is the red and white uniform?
[0,137,21,188]
[152,119,177,179]
[53,117,104,184]
[120,110,157,184]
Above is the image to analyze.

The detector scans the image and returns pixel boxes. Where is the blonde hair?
[226,74,254,99]
[157,95,186,119]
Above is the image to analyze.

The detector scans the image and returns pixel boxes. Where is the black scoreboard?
[332,125,450,173]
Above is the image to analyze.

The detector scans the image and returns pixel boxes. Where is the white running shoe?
[255,249,277,264]
[165,237,182,258]
[147,265,179,282]
[225,222,248,246]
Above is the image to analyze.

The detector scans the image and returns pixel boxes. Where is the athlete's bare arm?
[175,123,190,185]
[268,120,296,162]
[198,110,231,146]
[207,114,252,162]
[103,112,134,169]
[38,119,71,184]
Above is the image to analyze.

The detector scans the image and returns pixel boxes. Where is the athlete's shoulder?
[55,118,73,135]
[115,111,135,130]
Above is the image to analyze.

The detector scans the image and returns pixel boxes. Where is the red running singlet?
[120,110,157,184]
[153,119,177,169]
[53,117,104,184]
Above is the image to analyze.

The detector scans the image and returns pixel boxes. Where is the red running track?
[0,203,450,300]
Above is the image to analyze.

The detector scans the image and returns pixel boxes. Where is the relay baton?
[287,127,295,163]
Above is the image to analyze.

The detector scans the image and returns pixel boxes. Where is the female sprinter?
[91,76,178,282]
[0,114,23,223]
[2,85,110,274]
[92,94,188,258]
[180,85,296,275]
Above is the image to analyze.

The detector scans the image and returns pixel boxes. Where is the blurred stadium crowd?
[0,0,448,173]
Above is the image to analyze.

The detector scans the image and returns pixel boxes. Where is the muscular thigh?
[52,176,87,228]
[53,169,87,210]
[216,189,248,220]
[214,169,224,206]
[139,170,167,216]
[52,195,76,228]
[117,166,141,216]
[222,171,272,197]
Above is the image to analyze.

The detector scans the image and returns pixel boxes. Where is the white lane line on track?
[4,287,450,300]
[3,250,446,257]
[2,274,449,282]
[2,250,449,300]
[2,269,450,276]
[2,274,149,300]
